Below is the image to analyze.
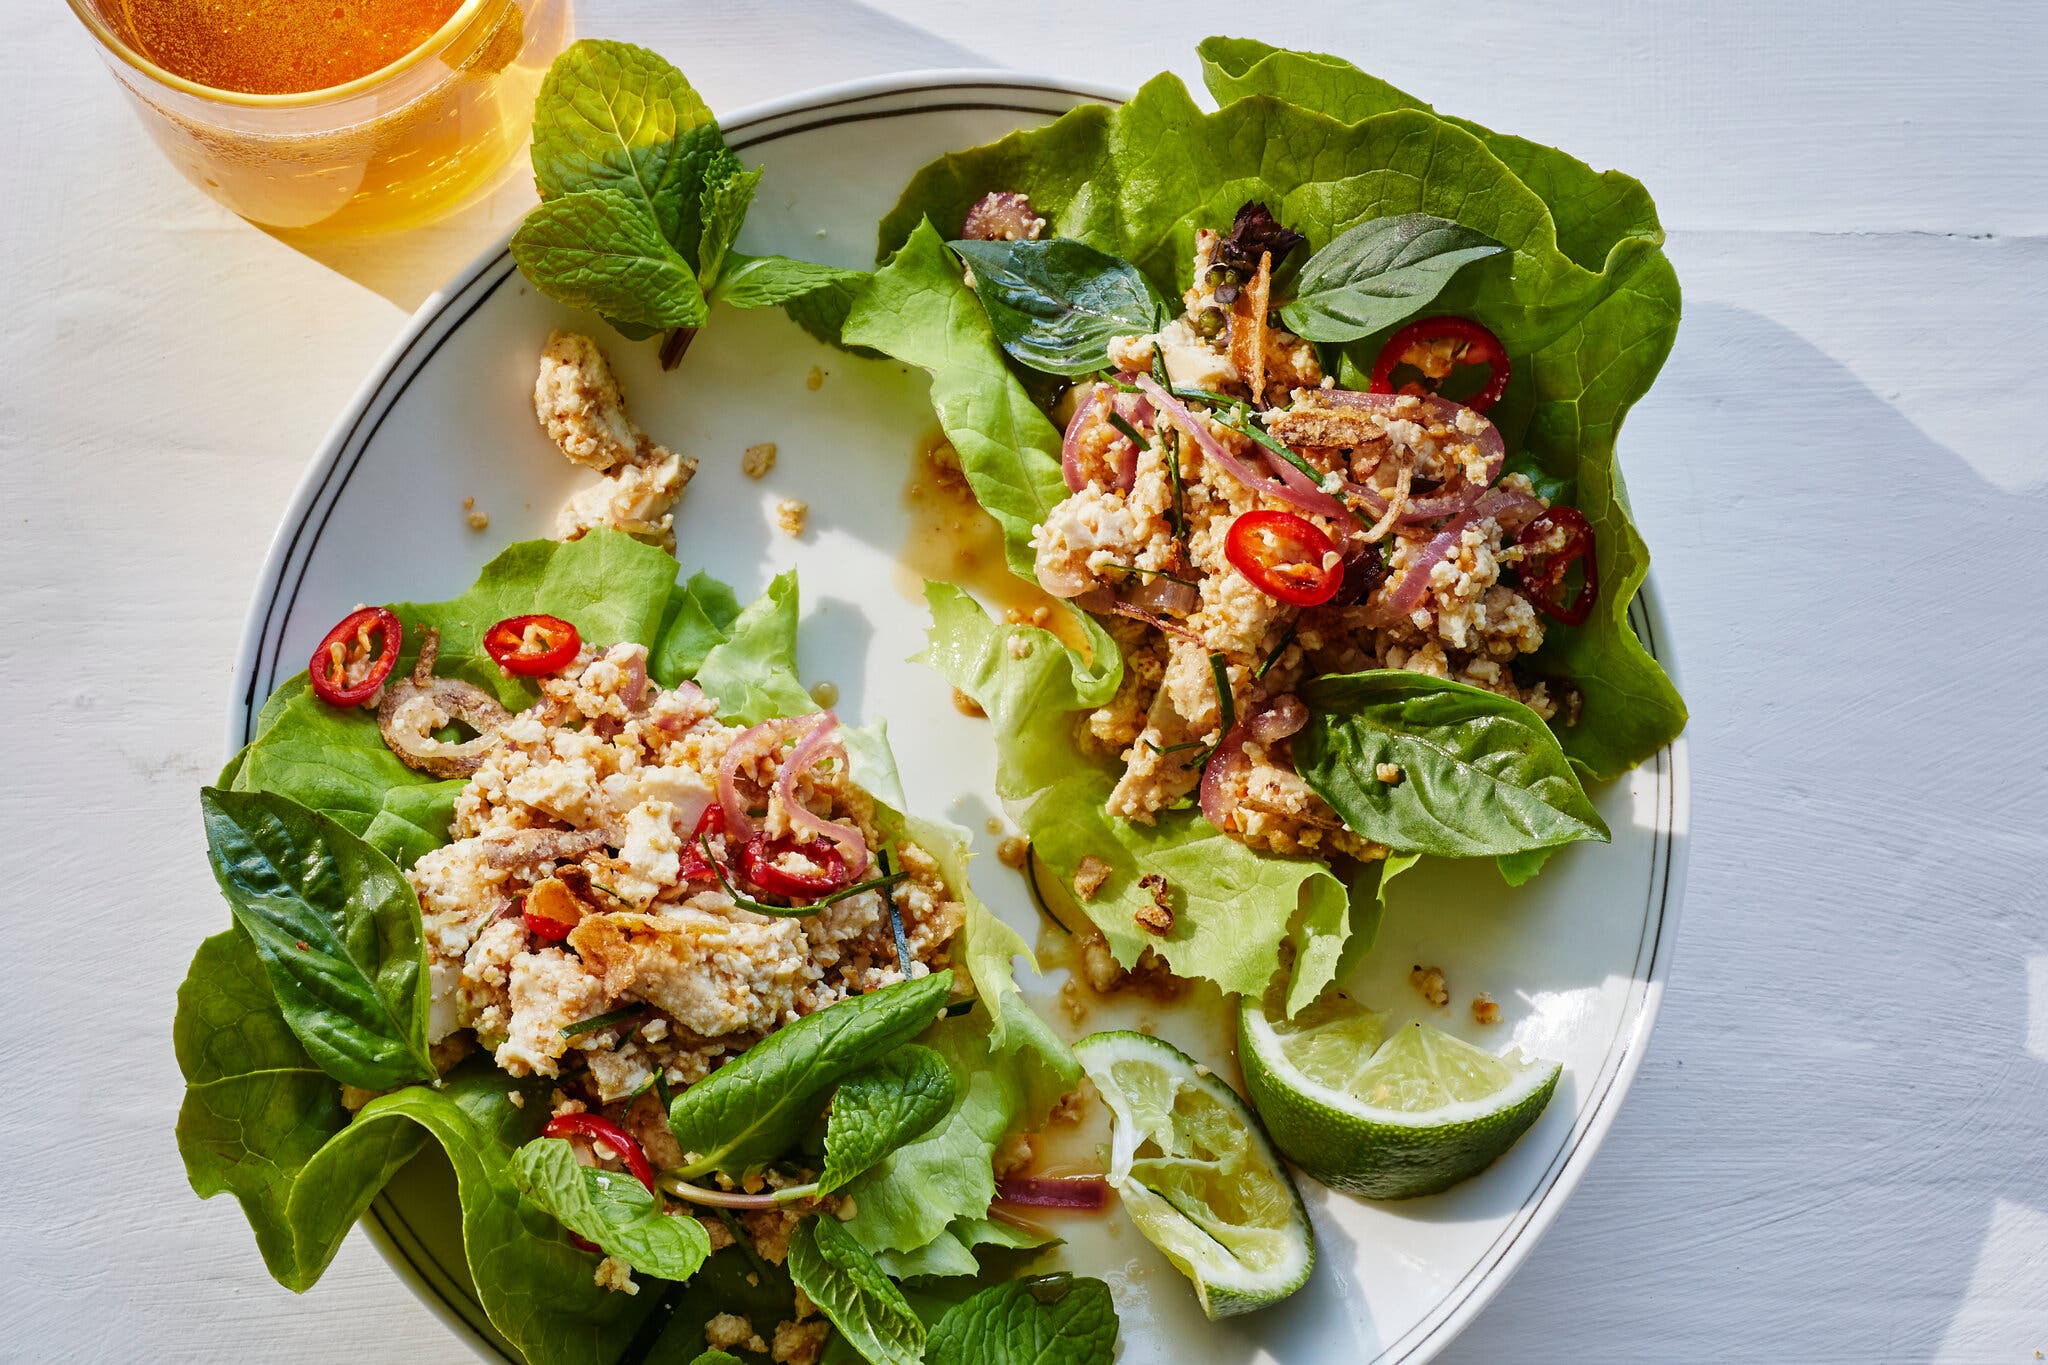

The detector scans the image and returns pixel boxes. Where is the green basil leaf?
[512,1137,711,1280]
[1294,671,1608,858]
[946,238,1167,376]
[696,162,761,289]
[689,1353,746,1365]
[198,787,435,1090]
[816,1046,956,1194]
[530,39,726,261]
[1279,213,1504,342]
[788,1217,926,1365]
[668,971,953,1178]
[925,1274,1118,1365]
[510,186,709,332]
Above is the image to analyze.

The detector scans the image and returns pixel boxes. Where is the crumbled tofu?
[1376,762,1403,785]
[705,1312,766,1354]
[774,497,808,538]
[535,331,696,551]
[772,1319,830,1365]
[996,836,1029,869]
[1134,873,1174,936]
[1072,855,1112,902]
[1412,964,1449,1008]
[742,442,778,478]
[461,496,490,532]
[805,366,824,391]
[1472,993,1501,1026]
[593,1257,638,1295]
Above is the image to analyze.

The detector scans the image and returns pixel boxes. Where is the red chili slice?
[1224,510,1343,608]
[309,606,402,707]
[739,833,851,899]
[1516,506,1599,626]
[676,803,728,884]
[1370,317,1511,413]
[542,1112,658,1194]
[484,613,581,677]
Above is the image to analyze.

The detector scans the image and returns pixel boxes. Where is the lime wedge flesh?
[1073,1031,1314,1319]
[1240,993,1561,1200]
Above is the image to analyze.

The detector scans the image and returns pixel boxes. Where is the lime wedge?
[1073,1030,1314,1319]
[1239,993,1560,1200]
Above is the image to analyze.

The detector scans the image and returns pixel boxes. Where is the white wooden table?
[5,2,2044,1360]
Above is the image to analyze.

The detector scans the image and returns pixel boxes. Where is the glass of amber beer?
[68,0,571,235]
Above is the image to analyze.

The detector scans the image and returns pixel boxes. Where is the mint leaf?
[1279,212,1504,342]
[1295,671,1609,858]
[512,1137,711,1280]
[788,1217,926,1365]
[668,972,953,1178]
[510,187,708,331]
[531,38,725,260]
[697,163,761,290]
[817,1046,955,1194]
[199,788,435,1090]
[925,1274,1118,1365]
[712,253,870,311]
[947,237,1167,377]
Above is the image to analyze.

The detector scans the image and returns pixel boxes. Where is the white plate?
[228,71,1689,1365]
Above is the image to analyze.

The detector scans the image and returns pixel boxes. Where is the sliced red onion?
[1061,383,1145,494]
[375,629,512,778]
[775,711,871,879]
[1110,601,1206,647]
[1125,573,1201,619]
[1257,444,1357,525]
[652,679,707,732]
[1138,376,1344,526]
[1248,694,1307,744]
[612,644,649,712]
[717,716,802,837]
[1197,723,1252,832]
[1363,486,1541,629]
[995,1175,1112,1210]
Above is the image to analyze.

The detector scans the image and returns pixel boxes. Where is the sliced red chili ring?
[309,606,402,707]
[676,803,728,884]
[542,1112,658,1194]
[1370,316,1511,413]
[1224,510,1343,608]
[484,613,581,677]
[1515,506,1599,626]
[739,833,851,899]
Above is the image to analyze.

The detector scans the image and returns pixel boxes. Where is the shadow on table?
[1436,300,2048,1361]
[262,0,1000,312]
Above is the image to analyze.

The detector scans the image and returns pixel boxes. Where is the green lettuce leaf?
[917,583,1354,1004]
[869,53,1684,779]
[650,568,745,686]
[788,1217,926,1365]
[198,788,435,1089]
[874,1216,1055,1281]
[512,1137,712,1279]
[924,1274,1118,1365]
[691,568,817,724]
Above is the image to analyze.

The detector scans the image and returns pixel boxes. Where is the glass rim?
[65,0,493,107]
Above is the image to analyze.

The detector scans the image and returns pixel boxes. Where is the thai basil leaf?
[946,238,1167,376]
[788,1216,927,1365]
[925,1274,1119,1365]
[817,1046,956,1194]
[1294,671,1608,858]
[667,971,953,1178]
[512,1137,711,1280]
[198,787,435,1089]
[1496,844,1558,886]
[1279,213,1504,343]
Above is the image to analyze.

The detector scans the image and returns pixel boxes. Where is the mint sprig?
[511,40,868,364]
